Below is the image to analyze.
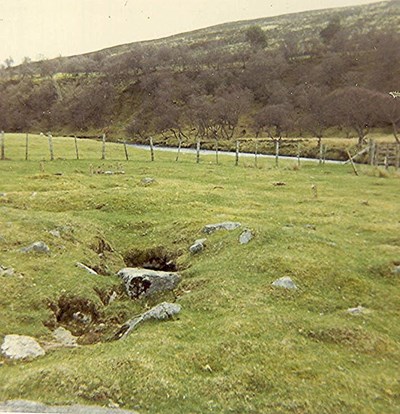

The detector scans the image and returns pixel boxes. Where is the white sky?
[0,0,381,64]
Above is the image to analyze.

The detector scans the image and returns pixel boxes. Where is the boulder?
[117,267,181,299]
[49,229,61,238]
[1,335,45,360]
[189,238,207,254]
[115,302,181,339]
[239,229,253,245]
[272,276,297,290]
[20,241,50,254]
[203,222,241,234]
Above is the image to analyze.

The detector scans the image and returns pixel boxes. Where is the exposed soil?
[123,246,179,271]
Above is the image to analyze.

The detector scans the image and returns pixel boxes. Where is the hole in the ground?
[45,294,105,344]
[123,246,179,271]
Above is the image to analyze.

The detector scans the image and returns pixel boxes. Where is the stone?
[189,238,207,254]
[141,177,156,186]
[117,268,181,299]
[347,305,371,315]
[1,335,45,360]
[73,311,92,324]
[115,302,181,339]
[20,241,50,254]
[272,276,297,290]
[0,265,14,277]
[304,224,316,230]
[239,229,253,245]
[108,291,118,304]
[52,327,78,347]
[76,262,98,275]
[49,229,61,238]
[0,192,6,197]
[393,265,400,275]
[203,222,241,234]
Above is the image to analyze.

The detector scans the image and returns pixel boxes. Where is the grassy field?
[0,134,399,413]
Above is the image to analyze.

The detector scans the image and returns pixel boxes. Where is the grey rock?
[203,222,241,234]
[189,238,207,254]
[0,400,138,413]
[141,177,155,186]
[347,305,371,315]
[20,241,50,254]
[0,192,6,197]
[272,276,297,290]
[115,302,181,339]
[52,327,78,347]
[304,224,316,230]
[117,268,181,299]
[1,335,45,360]
[393,265,400,275]
[76,262,98,275]
[239,229,253,245]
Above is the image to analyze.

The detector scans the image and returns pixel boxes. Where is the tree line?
[0,20,399,146]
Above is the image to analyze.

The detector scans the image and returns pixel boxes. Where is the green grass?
[0,134,399,413]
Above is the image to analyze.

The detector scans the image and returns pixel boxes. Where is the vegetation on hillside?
[0,1,399,146]
[0,135,399,413]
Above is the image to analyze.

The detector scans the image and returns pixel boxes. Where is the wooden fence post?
[123,141,129,161]
[149,136,154,161]
[319,139,323,165]
[275,139,279,167]
[101,133,106,160]
[395,143,400,170]
[346,149,359,176]
[196,138,200,164]
[254,140,258,167]
[215,138,219,165]
[323,144,327,164]
[235,140,239,166]
[74,136,79,160]
[25,133,29,161]
[175,135,182,162]
[297,142,301,167]
[1,131,5,160]
[48,133,54,161]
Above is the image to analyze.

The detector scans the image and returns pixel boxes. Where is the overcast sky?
[0,0,380,65]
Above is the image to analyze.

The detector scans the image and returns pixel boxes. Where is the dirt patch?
[91,236,114,255]
[123,246,179,271]
[45,294,104,343]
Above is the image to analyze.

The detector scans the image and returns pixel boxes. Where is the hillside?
[0,134,399,413]
[0,1,399,148]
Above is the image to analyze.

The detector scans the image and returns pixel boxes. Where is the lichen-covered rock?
[52,327,78,347]
[189,238,207,254]
[20,241,50,254]
[115,302,181,339]
[1,335,45,360]
[239,229,253,245]
[117,267,181,299]
[203,222,241,234]
[272,276,297,290]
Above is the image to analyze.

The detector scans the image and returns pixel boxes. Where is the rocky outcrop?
[114,302,181,339]
[117,268,181,299]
